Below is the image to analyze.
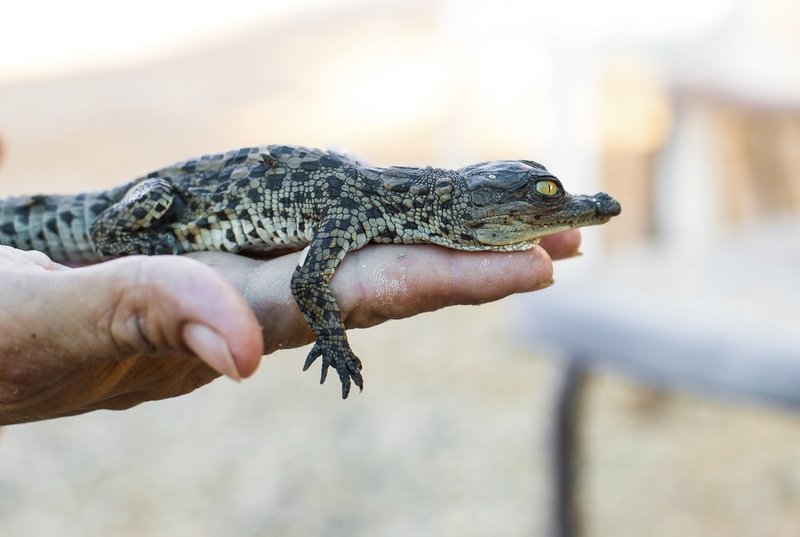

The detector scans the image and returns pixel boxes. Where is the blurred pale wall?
[0,0,557,192]
[4,0,799,252]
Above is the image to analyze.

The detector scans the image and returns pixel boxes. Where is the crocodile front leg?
[90,178,179,256]
[290,217,367,399]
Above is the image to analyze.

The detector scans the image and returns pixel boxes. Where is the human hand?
[0,230,579,424]
[190,231,581,353]
[0,246,262,424]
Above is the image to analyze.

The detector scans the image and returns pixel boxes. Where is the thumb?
[28,255,263,379]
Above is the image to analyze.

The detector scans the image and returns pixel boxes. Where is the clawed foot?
[302,340,364,398]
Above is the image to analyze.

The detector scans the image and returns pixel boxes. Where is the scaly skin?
[0,145,621,397]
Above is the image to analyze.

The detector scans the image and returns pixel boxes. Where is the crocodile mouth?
[468,192,621,246]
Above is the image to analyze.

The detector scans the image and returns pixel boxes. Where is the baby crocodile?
[0,145,621,397]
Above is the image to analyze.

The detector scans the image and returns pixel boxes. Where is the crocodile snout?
[595,192,621,218]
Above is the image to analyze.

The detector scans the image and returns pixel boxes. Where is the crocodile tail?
[0,193,111,263]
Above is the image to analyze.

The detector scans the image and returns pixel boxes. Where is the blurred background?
[1,0,800,535]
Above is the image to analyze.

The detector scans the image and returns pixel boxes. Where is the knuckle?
[99,267,172,356]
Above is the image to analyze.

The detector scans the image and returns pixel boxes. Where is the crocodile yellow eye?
[535,180,559,196]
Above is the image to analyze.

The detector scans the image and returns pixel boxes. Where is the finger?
[190,252,299,352]
[539,229,582,260]
[192,243,554,354]
[333,244,554,326]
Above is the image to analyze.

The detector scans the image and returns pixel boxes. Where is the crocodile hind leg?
[90,178,179,256]
[291,219,366,399]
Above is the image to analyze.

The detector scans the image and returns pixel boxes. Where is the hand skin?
[0,230,581,425]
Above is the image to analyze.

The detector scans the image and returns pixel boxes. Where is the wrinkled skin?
[0,231,580,425]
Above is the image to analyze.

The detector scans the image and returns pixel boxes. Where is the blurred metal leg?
[550,358,585,537]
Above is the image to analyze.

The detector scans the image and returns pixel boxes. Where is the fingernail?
[183,323,242,382]
[539,278,556,289]
[567,250,583,259]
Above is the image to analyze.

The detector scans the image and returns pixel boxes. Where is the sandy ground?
[2,4,800,536]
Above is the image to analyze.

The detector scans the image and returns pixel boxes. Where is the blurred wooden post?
[597,60,673,250]
[778,115,800,208]
[713,103,800,226]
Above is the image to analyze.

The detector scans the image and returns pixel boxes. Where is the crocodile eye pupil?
[536,180,559,196]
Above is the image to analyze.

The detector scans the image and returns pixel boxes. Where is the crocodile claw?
[302,340,364,398]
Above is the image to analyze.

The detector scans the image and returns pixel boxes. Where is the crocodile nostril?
[595,193,622,217]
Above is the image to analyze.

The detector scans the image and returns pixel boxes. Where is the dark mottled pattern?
[0,144,621,398]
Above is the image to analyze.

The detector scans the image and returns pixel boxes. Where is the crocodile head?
[458,160,621,247]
